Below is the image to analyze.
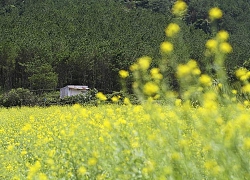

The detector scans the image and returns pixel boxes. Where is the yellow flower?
[150,68,160,75]
[111,96,119,102]
[231,89,237,94]
[187,59,197,69]
[243,138,250,149]
[21,150,27,156]
[46,158,54,166]
[131,141,140,148]
[217,30,229,41]
[192,68,201,75]
[103,119,112,130]
[150,68,163,80]
[242,84,250,93]
[160,41,173,53]
[171,152,180,160]
[48,149,56,157]
[77,166,87,175]
[27,161,41,179]
[204,160,217,170]
[172,0,187,16]
[129,63,138,71]
[199,74,212,86]
[124,97,131,105]
[119,70,129,78]
[175,99,182,106]
[7,145,14,151]
[206,39,217,51]
[96,92,107,101]
[22,123,32,132]
[209,7,223,20]
[244,100,249,106]
[88,157,97,166]
[235,68,248,79]
[176,64,191,78]
[143,82,159,96]
[165,23,180,37]
[219,42,232,53]
[38,173,48,180]
[138,56,151,70]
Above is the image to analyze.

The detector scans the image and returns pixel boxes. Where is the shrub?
[59,88,99,106]
[0,88,36,107]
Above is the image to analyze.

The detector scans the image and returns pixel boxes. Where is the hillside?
[0,0,249,93]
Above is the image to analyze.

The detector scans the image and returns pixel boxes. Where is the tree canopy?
[0,0,249,93]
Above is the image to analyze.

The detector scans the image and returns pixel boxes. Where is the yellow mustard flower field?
[1,102,250,179]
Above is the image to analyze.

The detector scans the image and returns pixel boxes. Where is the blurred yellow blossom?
[96,92,107,101]
[242,84,250,93]
[172,0,187,16]
[187,59,197,69]
[21,150,27,156]
[235,68,248,79]
[124,97,131,105]
[88,157,97,166]
[143,82,159,96]
[175,99,182,106]
[111,96,119,102]
[150,68,163,80]
[129,63,138,71]
[38,173,48,180]
[219,42,232,53]
[138,56,151,70]
[209,7,223,20]
[119,70,129,78]
[7,145,14,151]
[78,166,87,175]
[244,100,249,106]
[232,89,237,94]
[217,30,229,41]
[206,39,217,51]
[171,152,180,160]
[160,41,173,53]
[27,161,41,179]
[165,23,180,37]
[199,74,212,86]
[103,119,112,130]
[177,64,191,78]
[192,68,201,75]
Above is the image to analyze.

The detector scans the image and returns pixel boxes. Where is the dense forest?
[0,0,250,93]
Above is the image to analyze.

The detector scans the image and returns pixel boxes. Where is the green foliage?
[27,63,58,91]
[0,0,249,93]
[59,88,98,106]
[0,0,171,92]
[0,88,36,107]
[36,88,99,106]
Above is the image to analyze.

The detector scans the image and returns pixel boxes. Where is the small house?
[60,85,89,98]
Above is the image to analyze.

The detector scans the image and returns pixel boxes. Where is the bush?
[54,88,99,106]
[36,91,60,106]
[0,88,37,107]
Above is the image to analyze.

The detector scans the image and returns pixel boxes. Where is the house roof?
[66,85,89,90]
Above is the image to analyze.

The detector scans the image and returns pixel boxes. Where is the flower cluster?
[206,30,232,54]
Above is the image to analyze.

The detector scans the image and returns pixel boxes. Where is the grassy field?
[1,102,250,179]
